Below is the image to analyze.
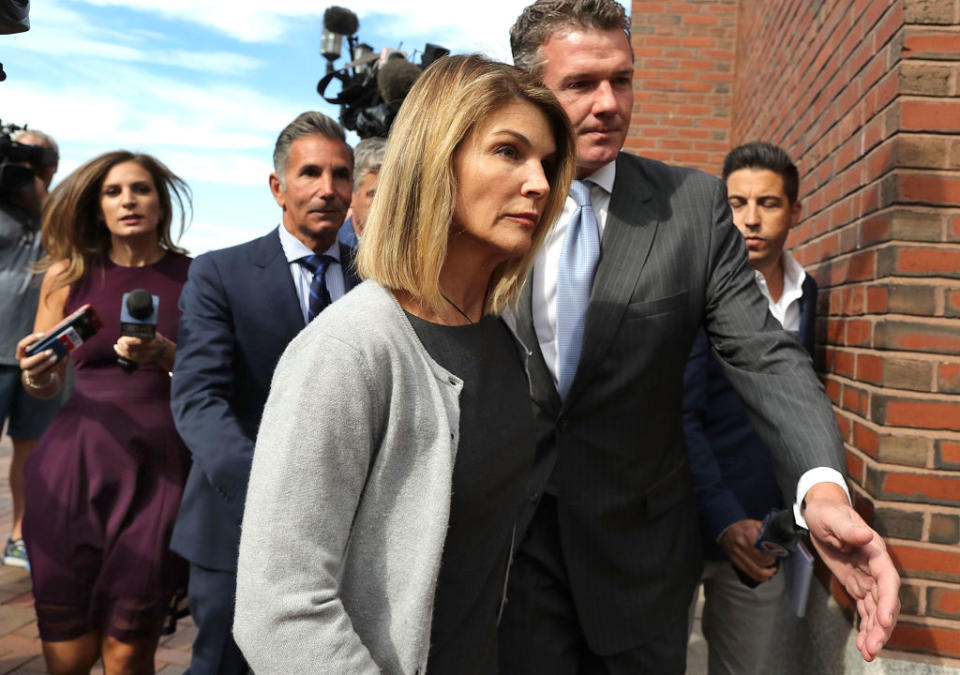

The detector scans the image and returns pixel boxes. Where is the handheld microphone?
[117,289,158,374]
[733,507,808,588]
[24,304,103,360]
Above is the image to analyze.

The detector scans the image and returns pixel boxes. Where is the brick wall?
[627,0,737,173]
[630,0,960,662]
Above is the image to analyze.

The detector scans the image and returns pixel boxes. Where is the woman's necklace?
[440,292,474,325]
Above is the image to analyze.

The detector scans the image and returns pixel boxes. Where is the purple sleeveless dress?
[23,253,191,642]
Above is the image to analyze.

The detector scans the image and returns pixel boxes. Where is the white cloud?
[160,150,273,188]
[20,1,262,74]
[66,0,533,53]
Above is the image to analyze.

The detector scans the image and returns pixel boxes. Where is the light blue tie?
[556,180,600,399]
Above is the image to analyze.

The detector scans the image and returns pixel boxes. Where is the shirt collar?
[278,224,341,264]
[753,249,806,301]
[581,159,616,195]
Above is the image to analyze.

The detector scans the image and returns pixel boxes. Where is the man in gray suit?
[498,2,900,673]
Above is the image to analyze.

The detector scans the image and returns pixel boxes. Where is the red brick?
[939,363,960,393]
[887,622,960,659]
[887,247,960,277]
[900,100,960,131]
[846,319,872,346]
[879,397,960,431]
[875,321,960,355]
[835,411,852,440]
[899,174,960,205]
[889,544,960,582]
[848,250,876,281]
[826,318,845,344]
[846,448,865,482]
[865,286,889,312]
[833,349,856,377]
[881,471,960,506]
[854,422,879,457]
[927,587,960,620]
[861,214,892,245]
[948,290,960,317]
[938,441,960,469]
[903,31,960,55]
[857,353,884,384]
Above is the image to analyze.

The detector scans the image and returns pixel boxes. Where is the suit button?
[529,491,541,504]
[557,418,569,432]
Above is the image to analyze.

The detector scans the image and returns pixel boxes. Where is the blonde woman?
[234,54,575,674]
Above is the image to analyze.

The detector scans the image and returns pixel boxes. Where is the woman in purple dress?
[16,151,191,674]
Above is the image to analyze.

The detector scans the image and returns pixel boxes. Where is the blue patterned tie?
[556,180,600,400]
[298,254,336,321]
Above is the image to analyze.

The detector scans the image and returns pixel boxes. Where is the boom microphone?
[323,6,358,36]
[376,57,422,107]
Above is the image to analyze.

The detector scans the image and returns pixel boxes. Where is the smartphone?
[24,304,103,360]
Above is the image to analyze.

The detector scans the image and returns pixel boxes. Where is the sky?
[2,0,626,255]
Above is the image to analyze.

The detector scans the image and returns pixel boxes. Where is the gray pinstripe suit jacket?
[513,152,845,654]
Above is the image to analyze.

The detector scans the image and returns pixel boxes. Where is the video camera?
[316,6,449,138]
[1,0,34,81]
[0,121,58,195]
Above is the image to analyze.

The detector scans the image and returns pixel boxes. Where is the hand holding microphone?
[115,289,174,373]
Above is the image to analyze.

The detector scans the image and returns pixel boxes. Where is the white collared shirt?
[278,225,347,324]
[755,250,806,331]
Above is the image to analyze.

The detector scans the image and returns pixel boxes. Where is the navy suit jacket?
[170,227,359,571]
[683,273,819,560]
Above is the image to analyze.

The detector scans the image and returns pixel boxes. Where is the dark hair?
[273,111,353,186]
[722,141,799,204]
[40,151,190,293]
[511,0,630,76]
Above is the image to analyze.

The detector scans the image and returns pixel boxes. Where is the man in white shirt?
[499,1,900,673]
[682,142,819,674]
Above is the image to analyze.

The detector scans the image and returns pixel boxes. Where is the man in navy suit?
[170,111,360,674]
[683,142,816,674]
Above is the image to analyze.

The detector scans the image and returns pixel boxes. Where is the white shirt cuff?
[793,467,851,530]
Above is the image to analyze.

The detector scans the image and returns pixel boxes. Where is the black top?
[406,312,535,675]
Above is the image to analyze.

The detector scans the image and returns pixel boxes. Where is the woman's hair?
[355,53,576,315]
[39,151,190,293]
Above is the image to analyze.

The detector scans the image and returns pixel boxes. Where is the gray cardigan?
[235,280,467,674]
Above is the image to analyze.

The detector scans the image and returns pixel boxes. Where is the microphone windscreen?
[126,289,154,320]
[376,58,422,107]
[323,6,359,36]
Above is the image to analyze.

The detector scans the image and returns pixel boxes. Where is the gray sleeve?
[234,328,384,674]
[700,178,845,504]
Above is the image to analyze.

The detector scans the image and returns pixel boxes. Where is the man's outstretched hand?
[802,482,900,662]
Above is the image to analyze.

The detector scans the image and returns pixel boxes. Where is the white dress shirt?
[755,249,806,332]
[278,225,347,324]
[529,159,849,526]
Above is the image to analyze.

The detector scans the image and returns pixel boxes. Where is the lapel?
[517,274,562,417]
[563,153,661,406]
[250,227,305,337]
[339,241,361,291]
[798,274,817,356]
